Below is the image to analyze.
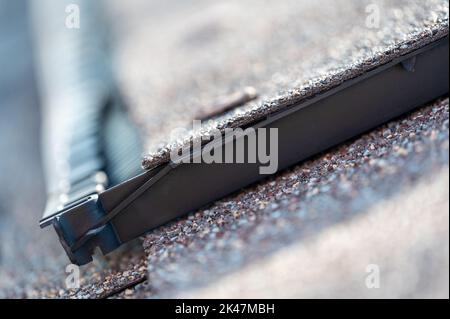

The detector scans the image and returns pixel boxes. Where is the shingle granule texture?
[1,0,448,299]
[132,97,449,298]
[50,96,446,299]
[52,96,449,299]
[111,0,450,170]
[184,168,449,298]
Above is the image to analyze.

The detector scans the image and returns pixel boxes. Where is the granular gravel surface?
[0,0,448,299]
[103,0,449,297]
[184,167,449,298]
[105,0,449,170]
[125,97,449,298]
[31,97,449,299]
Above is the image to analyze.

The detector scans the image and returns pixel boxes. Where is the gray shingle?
[105,0,449,169]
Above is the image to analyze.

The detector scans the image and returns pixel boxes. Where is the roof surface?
[109,0,449,170]
[0,0,448,298]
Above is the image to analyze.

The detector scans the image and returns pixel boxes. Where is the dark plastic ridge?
[41,36,449,265]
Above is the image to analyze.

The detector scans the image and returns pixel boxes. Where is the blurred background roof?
[0,0,448,298]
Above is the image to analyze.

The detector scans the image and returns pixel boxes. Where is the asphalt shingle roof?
[0,0,448,298]
[105,0,449,170]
